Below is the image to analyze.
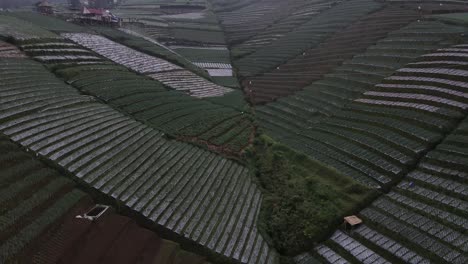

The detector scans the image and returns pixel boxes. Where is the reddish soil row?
[0,41,26,58]
[31,202,164,264]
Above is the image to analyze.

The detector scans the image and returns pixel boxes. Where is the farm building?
[0,0,468,264]
[36,0,54,14]
[76,6,121,25]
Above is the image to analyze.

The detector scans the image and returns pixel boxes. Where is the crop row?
[0,58,277,264]
[327,230,390,264]
[194,62,232,69]
[205,69,233,77]
[0,41,26,59]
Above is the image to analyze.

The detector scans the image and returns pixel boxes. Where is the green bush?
[246,135,377,255]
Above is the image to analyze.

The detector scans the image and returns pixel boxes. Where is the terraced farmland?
[233,0,383,77]
[107,27,211,78]
[229,0,338,57]
[115,5,240,88]
[211,0,332,45]
[2,1,468,263]
[258,39,468,188]
[17,37,252,155]
[0,134,209,264]
[256,19,468,133]
[21,39,106,65]
[310,115,468,263]
[245,6,419,104]
[0,58,277,264]
[64,33,233,98]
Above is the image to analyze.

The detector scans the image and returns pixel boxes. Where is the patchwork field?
[1,0,468,263]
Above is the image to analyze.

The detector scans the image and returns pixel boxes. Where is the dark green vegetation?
[247,136,376,255]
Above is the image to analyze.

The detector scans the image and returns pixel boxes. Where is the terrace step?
[328,230,391,264]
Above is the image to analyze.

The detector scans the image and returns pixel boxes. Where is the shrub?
[248,135,376,255]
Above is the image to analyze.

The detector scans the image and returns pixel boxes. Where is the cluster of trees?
[245,135,376,257]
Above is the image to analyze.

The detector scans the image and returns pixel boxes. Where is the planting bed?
[0,41,25,58]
